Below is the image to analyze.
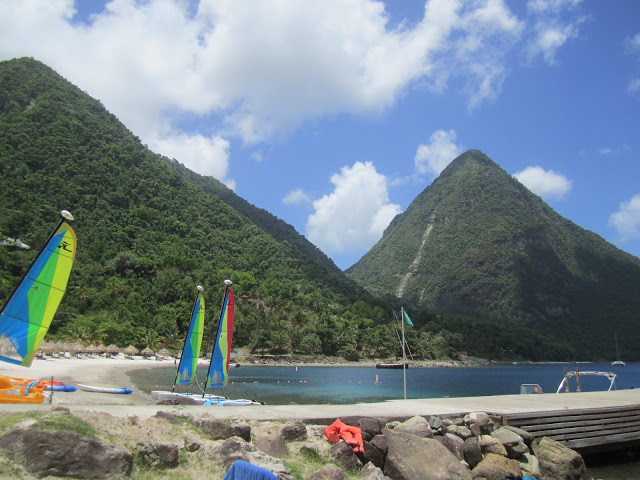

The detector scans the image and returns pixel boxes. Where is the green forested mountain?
[0,57,414,360]
[347,150,640,361]
[161,158,340,273]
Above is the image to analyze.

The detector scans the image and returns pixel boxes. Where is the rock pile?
[0,409,588,480]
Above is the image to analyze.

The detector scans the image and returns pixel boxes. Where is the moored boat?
[376,363,409,369]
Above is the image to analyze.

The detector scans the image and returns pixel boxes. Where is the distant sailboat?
[0,210,76,367]
[375,308,413,400]
[612,332,626,366]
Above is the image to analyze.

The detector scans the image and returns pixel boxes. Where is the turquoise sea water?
[129,362,640,405]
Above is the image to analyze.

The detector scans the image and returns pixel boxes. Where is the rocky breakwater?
[0,407,587,480]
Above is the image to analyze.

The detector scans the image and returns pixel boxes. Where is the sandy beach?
[0,355,174,406]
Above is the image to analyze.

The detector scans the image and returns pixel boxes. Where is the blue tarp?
[223,460,278,480]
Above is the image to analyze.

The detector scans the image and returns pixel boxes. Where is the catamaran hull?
[151,390,226,404]
[203,398,262,406]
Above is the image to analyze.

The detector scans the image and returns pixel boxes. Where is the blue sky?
[1,0,639,270]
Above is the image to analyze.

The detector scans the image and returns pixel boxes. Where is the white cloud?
[512,166,572,200]
[307,162,401,253]
[625,33,640,94]
[0,1,546,162]
[283,188,312,207]
[150,133,232,185]
[598,144,630,156]
[414,129,463,176]
[609,194,640,241]
[525,0,585,65]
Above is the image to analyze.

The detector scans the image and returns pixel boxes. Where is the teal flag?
[403,310,413,326]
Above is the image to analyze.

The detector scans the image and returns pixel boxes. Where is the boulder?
[518,452,541,479]
[357,417,382,438]
[471,453,523,480]
[281,422,307,441]
[384,430,472,480]
[491,427,529,459]
[360,461,386,480]
[206,436,293,480]
[532,437,586,480]
[192,417,251,441]
[361,440,384,469]
[135,441,180,469]
[480,435,507,457]
[393,416,433,438]
[464,437,483,469]
[502,425,534,447]
[310,463,348,480]
[428,415,444,430]
[444,424,473,440]
[464,412,495,434]
[442,433,465,460]
[254,431,287,458]
[443,416,465,427]
[468,423,482,437]
[154,410,183,425]
[0,427,132,480]
[183,434,201,452]
[331,439,363,471]
[370,434,388,457]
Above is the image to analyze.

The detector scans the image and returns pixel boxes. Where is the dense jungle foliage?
[0,57,462,362]
[347,150,640,361]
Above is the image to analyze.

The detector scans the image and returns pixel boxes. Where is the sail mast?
[401,307,407,400]
[172,285,204,393]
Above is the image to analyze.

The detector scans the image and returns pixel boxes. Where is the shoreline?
[0,354,585,409]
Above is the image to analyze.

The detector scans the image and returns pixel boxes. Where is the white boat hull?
[77,384,132,394]
[151,390,226,404]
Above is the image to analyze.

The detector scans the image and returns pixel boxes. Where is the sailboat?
[151,281,261,405]
[0,211,76,404]
[202,279,262,405]
[375,308,412,400]
[0,210,76,367]
[612,332,626,366]
[150,285,226,404]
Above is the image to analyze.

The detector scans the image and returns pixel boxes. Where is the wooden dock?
[492,403,640,454]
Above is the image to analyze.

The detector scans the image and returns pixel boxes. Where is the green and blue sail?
[206,287,235,389]
[0,217,76,367]
[174,290,205,386]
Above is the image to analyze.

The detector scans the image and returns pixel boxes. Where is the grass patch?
[0,411,97,438]
[36,414,98,437]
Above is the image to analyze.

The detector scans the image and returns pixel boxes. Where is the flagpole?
[401,307,407,400]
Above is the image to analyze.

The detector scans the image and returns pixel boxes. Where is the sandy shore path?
[0,355,174,406]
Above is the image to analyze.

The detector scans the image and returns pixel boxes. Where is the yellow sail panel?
[206,288,235,388]
[0,220,76,367]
